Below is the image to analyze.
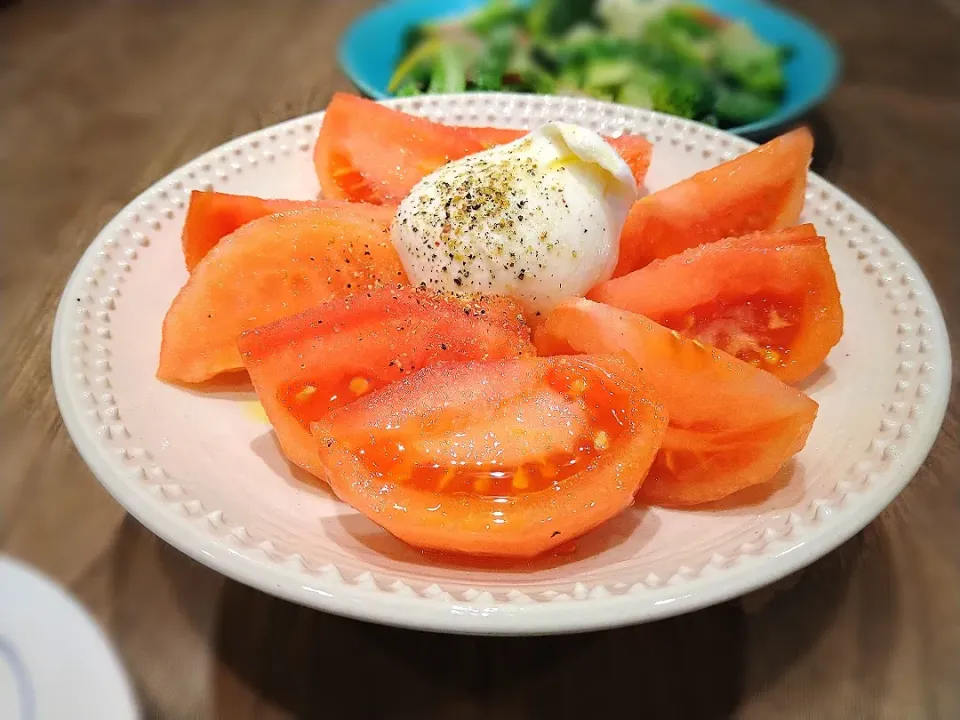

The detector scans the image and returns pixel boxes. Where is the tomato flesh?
[181,191,318,271]
[342,364,630,497]
[314,93,653,204]
[158,204,404,383]
[315,93,496,204]
[661,295,801,369]
[239,287,533,474]
[535,299,817,505]
[614,127,812,276]
[313,355,666,558]
[590,225,842,383]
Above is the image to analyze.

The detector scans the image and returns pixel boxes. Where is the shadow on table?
[739,521,900,703]
[147,515,896,719]
[805,109,840,179]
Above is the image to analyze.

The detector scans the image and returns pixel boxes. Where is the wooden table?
[1,1,958,717]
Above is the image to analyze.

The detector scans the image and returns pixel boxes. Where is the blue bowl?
[338,0,840,136]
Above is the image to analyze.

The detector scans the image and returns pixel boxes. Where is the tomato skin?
[607,134,654,187]
[535,299,817,506]
[315,93,493,204]
[465,126,526,148]
[313,355,667,558]
[314,93,653,204]
[158,204,404,384]
[181,191,318,271]
[614,127,813,276]
[238,287,533,475]
[590,225,843,383]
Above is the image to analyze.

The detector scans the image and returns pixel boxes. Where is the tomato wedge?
[315,93,494,204]
[158,204,405,384]
[535,300,817,506]
[239,287,534,475]
[314,93,653,204]
[614,127,812,276]
[181,191,319,271]
[590,225,843,383]
[607,134,655,186]
[313,355,666,558]
[466,126,528,148]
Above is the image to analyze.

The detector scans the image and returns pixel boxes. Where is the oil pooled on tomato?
[280,374,376,427]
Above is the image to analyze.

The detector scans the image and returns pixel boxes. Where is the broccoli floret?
[714,86,779,126]
[651,80,698,118]
[583,57,635,89]
[468,24,516,90]
[526,0,598,38]
[641,12,715,67]
[659,5,718,40]
[715,21,786,97]
[617,82,654,108]
[616,65,663,108]
[596,0,673,39]
[551,34,636,68]
[462,0,524,34]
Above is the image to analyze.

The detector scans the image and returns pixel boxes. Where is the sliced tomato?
[158,205,405,384]
[590,225,843,383]
[238,287,534,475]
[314,93,492,204]
[181,191,319,271]
[535,299,817,506]
[607,134,654,186]
[466,126,527,148]
[313,354,666,558]
[314,93,654,203]
[614,127,813,276]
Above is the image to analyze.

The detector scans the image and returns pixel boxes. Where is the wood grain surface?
[1,0,958,717]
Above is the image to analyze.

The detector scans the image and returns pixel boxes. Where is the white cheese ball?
[390,122,638,315]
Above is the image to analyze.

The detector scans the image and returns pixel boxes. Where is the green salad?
[390,0,791,128]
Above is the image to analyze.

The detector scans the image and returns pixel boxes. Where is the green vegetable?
[427,44,469,94]
[714,87,779,125]
[584,57,635,90]
[394,81,423,97]
[388,36,444,93]
[661,5,716,39]
[461,0,524,34]
[716,21,786,96]
[503,43,557,93]
[641,13,714,67]
[470,25,516,90]
[616,81,653,108]
[650,75,699,118]
[526,0,597,38]
[596,0,673,39]
[390,0,789,129]
[555,65,586,93]
[616,65,663,107]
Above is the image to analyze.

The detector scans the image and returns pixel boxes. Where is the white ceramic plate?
[52,94,951,635]
[0,557,138,719]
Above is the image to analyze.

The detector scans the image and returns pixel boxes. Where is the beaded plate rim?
[51,93,951,634]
